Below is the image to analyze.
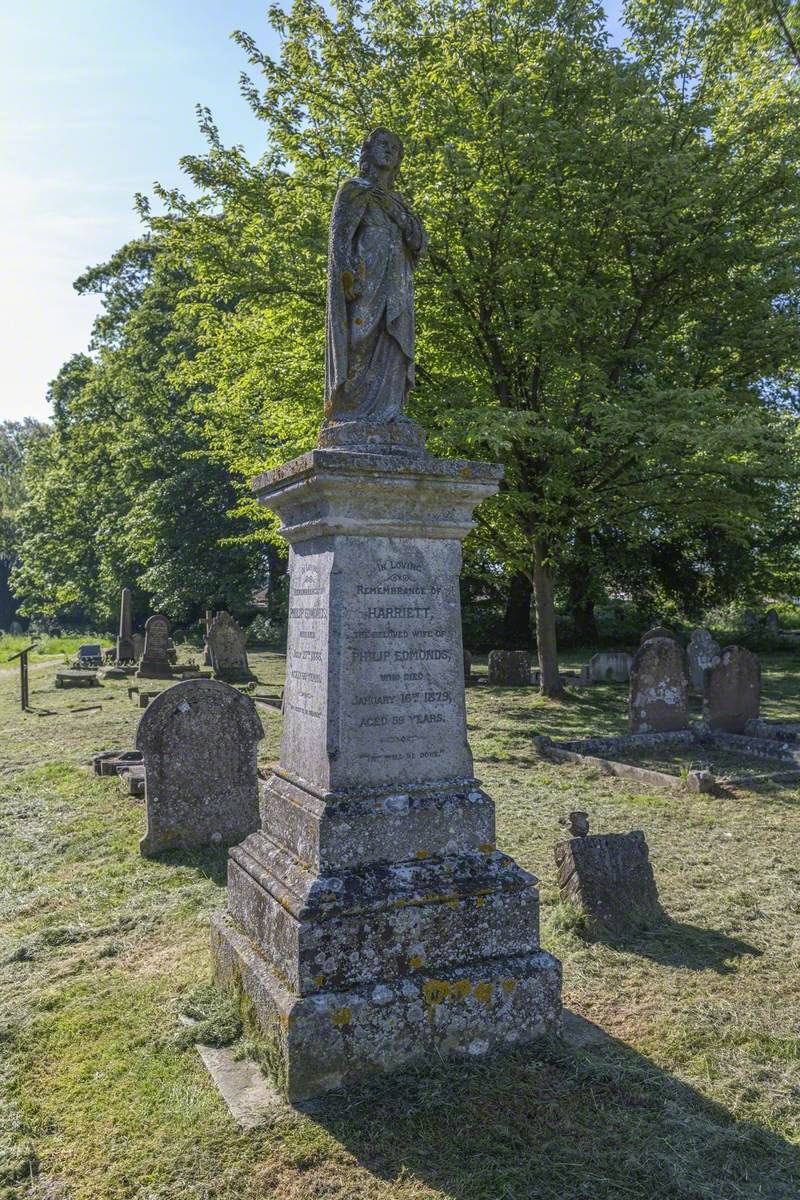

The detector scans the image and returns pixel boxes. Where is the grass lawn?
[0,647,798,1199]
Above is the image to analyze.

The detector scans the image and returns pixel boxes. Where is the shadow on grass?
[148,844,229,887]
[596,917,761,974]
[306,1015,798,1200]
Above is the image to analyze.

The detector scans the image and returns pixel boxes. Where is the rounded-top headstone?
[640,625,675,645]
[137,678,264,856]
[702,645,760,733]
[629,637,689,733]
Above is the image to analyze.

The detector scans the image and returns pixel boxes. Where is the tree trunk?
[502,571,533,648]
[533,538,564,698]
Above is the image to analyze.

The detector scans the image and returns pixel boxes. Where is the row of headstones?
[629,632,760,734]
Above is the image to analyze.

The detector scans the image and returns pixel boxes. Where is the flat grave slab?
[55,671,100,689]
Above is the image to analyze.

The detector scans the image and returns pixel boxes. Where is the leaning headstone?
[629,637,689,733]
[554,818,661,936]
[207,612,255,683]
[640,625,674,645]
[487,649,532,686]
[578,651,632,685]
[703,645,760,734]
[687,628,721,694]
[765,609,780,636]
[211,129,561,1104]
[135,614,173,680]
[137,679,264,856]
[116,587,135,661]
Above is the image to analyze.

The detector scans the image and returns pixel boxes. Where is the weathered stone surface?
[207,611,255,683]
[578,651,632,685]
[116,587,134,661]
[135,614,173,680]
[640,625,674,645]
[55,670,99,689]
[703,645,760,733]
[77,643,102,666]
[554,830,661,935]
[213,442,561,1101]
[131,632,144,661]
[629,637,689,733]
[137,678,264,856]
[487,650,531,687]
[687,628,721,693]
[93,750,142,777]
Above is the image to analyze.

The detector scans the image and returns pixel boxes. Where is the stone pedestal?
[211,446,562,1101]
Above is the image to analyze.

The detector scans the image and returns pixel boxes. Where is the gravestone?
[131,632,144,661]
[207,612,254,683]
[629,637,689,733]
[137,679,264,856]
[687,628,721,694]
[578,651,632,685]
[77,643,103,666]
[9,620,22,636]
[765,609,780,636]
[212,128,561,1103]
[463,648,474,686]
[135,614,173,680]
[487,649,532,686]
[703,645,760,734]
[640,625,674,645]
[554,825,661,936]
[116,587,135,661]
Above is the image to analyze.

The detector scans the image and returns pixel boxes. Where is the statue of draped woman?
[324,129,426,435]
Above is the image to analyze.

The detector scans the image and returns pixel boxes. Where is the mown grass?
[0,635,112,667]
[0,650,798,1199]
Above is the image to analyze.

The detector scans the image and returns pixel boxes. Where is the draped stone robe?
[325,178,425,421]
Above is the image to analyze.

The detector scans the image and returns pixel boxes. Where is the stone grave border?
[536,726,800,794]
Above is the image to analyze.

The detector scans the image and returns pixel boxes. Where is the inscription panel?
[280,545,332,786]
[332,536,472,790]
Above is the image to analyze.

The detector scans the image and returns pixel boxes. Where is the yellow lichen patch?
[409,955,423,969]
[331,1007,352,1026]
[422,979,450,1005]
[474,895,485,907]
[313,975,325,987]
[451,979,471,1000]
[415,849,429,859]
[473,982,494,1004]
[479,843,495,852]
[501,979,517,995]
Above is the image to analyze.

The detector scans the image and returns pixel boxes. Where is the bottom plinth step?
[211,911,562,1103]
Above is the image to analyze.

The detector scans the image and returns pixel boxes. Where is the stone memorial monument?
[207,611,255,683]
[629,636,689,733]
[703,645,760,733]
[138,679,264,856]
[687,628,720,694]
[487,649,532,686]
[116,587,135,662]
[135,614,174,680]
[554,817,661,936]
[211,128,562,1102]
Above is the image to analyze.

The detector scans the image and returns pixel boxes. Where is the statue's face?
[369,130,400,171]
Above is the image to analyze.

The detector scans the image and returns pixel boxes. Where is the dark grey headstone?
[487,649,531,686]
[463,649,473,686]
[629,637,689,733]
[703,645,760,733]
[554,830,661,934]
[136,614,173,680]
[137,678,264,856]
[116,587,134,661]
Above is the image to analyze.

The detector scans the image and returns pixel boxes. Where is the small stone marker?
[578,651,632,685]
[487,649,531,686]
[116,587,135,661]
[554,816,661,935]
[640,625,674,645]
[703,645,760,734]
[765,609,780,635]
[131,632,145,660]
[136,614,174,680]
[686,628,721,693]
[629,637,689,733]
[137,678,264,856]
[207,612,255,683]
[77,643,103,666]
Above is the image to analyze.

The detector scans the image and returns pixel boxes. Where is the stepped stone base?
[211,911,561,1102]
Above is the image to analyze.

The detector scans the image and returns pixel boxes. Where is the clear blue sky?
[1,2,625,424]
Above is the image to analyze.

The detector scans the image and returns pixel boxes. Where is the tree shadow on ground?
[148,844,229,886]
[594,916,761,974]
[304,1012,798,1200]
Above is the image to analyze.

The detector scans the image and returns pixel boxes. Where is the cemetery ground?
[1,647,798,1200]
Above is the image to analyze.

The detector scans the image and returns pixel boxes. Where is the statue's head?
[359,128,403,183]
